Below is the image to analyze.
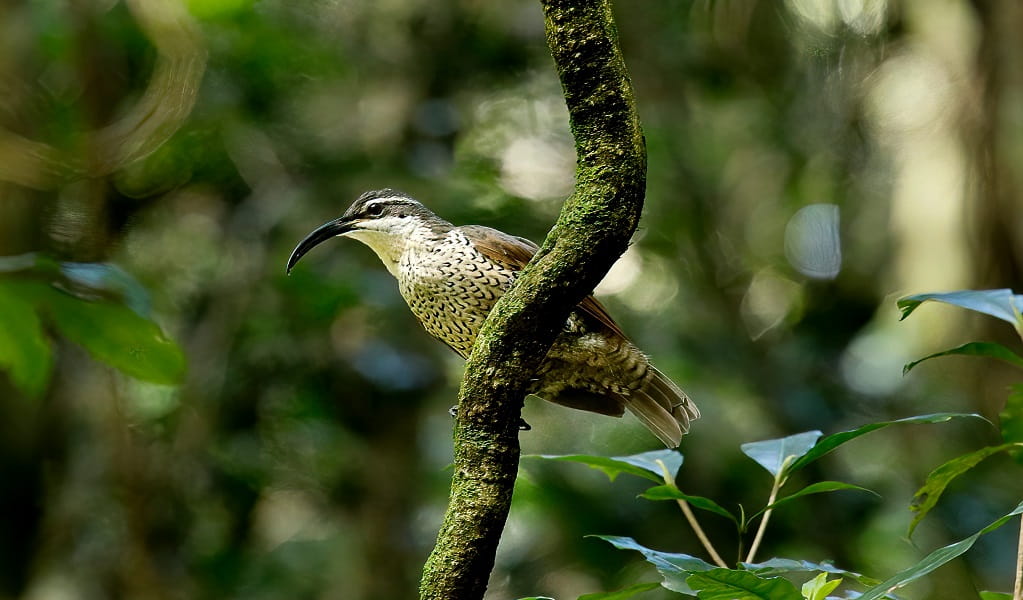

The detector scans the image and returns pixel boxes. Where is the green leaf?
[898,289,1023,330]
[789,413,986,473]
[45,290,186,384]
[800,573,841,600]
[858,501,1023,600]
[0,281,53,398]
[686,569,801,600]
[741,431,822,477]
[979,592,1013,600]
[903,342,1023,375]
[1002,385,1023,462]
[577,582,661,600]
[591,535,715,595]
[639,485,739,525]
[530,449,683,483]
[754,481,878,518]
[908,443,1023,536]
[742,558,879,587]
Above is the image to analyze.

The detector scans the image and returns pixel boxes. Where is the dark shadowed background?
[1,1,1022,599]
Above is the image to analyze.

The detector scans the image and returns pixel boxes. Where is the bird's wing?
[459,225,629,340]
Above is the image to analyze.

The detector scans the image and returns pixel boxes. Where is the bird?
[286,189,699,447]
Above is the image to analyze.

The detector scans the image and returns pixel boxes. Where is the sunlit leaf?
[755,481,878,517]
[530,449,683,483]
[591,535,714,594]
[686,569,801,600]
[858,501,1023,600]
[789,413,986,472]
[0,281,53,398]
[741,558,879,587]
[908,443,1023,537]
[897,289,1023,331]
[741,431,821,477]
[46,291,186,385]
[59,262,152,317]
[800,573,842,600]
[979,592,1012,600]
[639,485,739,525]
[577,582,661,600]
[903,342,1023,375]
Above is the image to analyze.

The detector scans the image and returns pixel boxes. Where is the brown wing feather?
[459,225,629,339]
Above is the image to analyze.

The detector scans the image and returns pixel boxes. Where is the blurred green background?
[1,1,1022,599]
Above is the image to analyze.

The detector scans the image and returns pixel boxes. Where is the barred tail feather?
[625,367,698,448]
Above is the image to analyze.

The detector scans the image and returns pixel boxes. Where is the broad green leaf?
[0,281,53,398]
[640,485,739,525]
[45,290,186,385]
[979,592,1012,600]
[686,569,801,600]
[903,342,1023,375]
[1002,385,1023,462]
[858,501,1023,600]
[741,431,821,477]
[789,413,986,472]
[754,481,878,518]
[531,449,683,484]
[897,289,1023,330]
[908,443,1023,536]
[742,558,879,587]
[800,573,841,600]
[591,535,714,594]
[577,582,661,600]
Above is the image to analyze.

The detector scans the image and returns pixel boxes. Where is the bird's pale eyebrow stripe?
[366,197,413,210]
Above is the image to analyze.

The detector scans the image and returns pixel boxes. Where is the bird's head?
[286,189,447,276]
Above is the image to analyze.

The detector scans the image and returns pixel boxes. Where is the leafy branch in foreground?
[527,412,1001,599]
[899,288,1023,600]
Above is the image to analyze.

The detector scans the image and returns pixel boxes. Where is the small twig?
[1013,514,1022,600]
[656,460,728,568]
[745,469,785,564]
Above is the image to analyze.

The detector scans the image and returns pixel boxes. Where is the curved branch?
[418,1,646,598]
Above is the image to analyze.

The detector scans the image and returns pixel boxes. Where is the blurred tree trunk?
[968,0,1023,415]
[417,0,647,598]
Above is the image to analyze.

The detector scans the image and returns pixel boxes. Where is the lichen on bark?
[418,1,646,598]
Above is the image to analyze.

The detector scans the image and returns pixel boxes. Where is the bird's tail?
[624,367,699,448]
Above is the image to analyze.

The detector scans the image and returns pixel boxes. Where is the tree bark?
[418,1,646,598]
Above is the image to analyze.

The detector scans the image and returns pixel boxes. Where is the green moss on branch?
[418,1,646,598]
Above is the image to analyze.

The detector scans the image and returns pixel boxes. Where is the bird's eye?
[365,203,384,217]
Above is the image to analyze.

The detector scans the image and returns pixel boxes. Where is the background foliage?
[1,1,1022,599]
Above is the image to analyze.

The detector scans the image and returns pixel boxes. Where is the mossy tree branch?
[418,1,646,598]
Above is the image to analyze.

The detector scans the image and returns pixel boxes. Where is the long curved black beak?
[286,217,355,274]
